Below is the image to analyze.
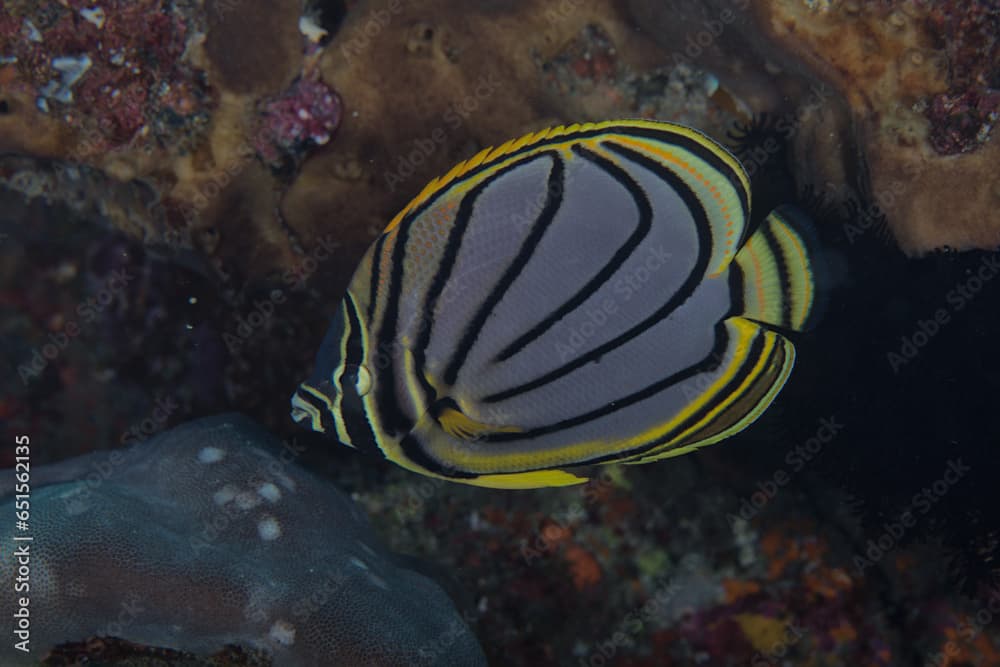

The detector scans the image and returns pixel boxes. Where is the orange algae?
[723,578,762,603]
[564,544,602,590]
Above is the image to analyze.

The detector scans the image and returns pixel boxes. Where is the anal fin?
[624,318,795,465]
[461,469,589,489]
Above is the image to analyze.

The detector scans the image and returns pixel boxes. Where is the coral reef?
[0,0,338,284]
[253,75,342,171]
[44,637,273,666]
[0,0,206,158]
[0,185,224,466]
[355,449,1000,665]
[1,0,997,276]
[924,0,1000,155]
[628,0,1000,255]
[0,0,736,293]
[0,414,486,666]
[751,0,1000,254]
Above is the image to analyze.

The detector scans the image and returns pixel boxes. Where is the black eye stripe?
[339,293,381,454]
[338,296,366,391]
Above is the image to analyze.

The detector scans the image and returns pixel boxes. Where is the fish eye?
[354,365,372,396]
[342,364,372,396]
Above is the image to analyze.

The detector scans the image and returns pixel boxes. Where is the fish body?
[292,120,822,489]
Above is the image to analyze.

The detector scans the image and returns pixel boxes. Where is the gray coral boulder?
[0,414,486,666]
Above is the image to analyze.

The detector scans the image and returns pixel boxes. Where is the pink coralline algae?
[924,0,1000,155]
[0,0,209,155]
[927,88,1000,155]
[254,75,343,170]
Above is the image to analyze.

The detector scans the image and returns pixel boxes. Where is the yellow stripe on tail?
[734,205,823,332]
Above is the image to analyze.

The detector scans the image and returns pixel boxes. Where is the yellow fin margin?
[382,119,749,234]
[460,469,589,489]
[625,324,795,464]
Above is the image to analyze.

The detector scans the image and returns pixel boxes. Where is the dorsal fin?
[382,120,749,236]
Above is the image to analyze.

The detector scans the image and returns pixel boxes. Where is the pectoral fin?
[433,398,522,441]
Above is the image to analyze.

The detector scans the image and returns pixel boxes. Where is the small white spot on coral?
[367,573,389,590]
[59,486,90,515]
[198,446,226,464]
[256,482,282,503]
[80,7,106,29]
[298,15,328,43]
[23,19,42,43]
[269,619,296,646]
[213,485,238,506]
[258,515,282,541]
[349,557,368,570]
[236,491,262,510]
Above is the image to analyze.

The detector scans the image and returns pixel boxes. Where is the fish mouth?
[289,400,311,425]
[289,383,333,434]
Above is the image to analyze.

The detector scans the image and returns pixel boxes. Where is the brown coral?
[628,0,1000,255]
[752,0,998,254]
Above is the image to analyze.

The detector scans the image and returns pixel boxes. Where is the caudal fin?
[733,205,826,331]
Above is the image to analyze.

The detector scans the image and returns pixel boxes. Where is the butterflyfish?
[291,119,824,489]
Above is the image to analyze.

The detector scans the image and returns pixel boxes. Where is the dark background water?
[731,122,1000,593]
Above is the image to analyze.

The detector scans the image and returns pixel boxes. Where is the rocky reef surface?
[0,414,486,666]
[0,0,996,276]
